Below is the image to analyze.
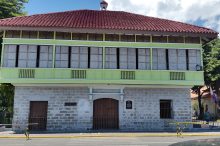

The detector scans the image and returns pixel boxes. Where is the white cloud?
[107,0,220,34]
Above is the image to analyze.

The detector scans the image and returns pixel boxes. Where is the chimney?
[100,0,108,10]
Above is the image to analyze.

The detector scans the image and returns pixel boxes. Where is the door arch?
[93,98,119,130]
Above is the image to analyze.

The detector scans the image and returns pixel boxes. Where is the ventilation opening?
[19,69,35,78]
[170,72,185,80]
[121,71,135,80]
[71,70,87,79]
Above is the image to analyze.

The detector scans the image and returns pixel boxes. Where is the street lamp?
[196,64,202,71]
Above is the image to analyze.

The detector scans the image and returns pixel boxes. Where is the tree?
[192,38,220,119]
[203,38,220,91]
[0,0,28,124]
[191,86,206,119]
[0,84,14,124]
[0,0,28,19]
[0,0,28,52]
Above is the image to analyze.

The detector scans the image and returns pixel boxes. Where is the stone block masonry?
[13,87,91,132]
[121,88,191,131]
[13,86,191,132]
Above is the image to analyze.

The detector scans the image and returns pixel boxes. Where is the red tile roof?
[0,10,218,36]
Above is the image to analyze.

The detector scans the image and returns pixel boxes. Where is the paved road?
[0,136,220,146]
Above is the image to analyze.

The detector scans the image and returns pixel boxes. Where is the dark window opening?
[36,45,40,68]
[136,35,150,42]
[136,48,138,69]
[88,34,103,41]
[186,50,189,70]
[64,102,77,106]
[68,46,72,68]
[168,36,184,43]
[22,31,38,39]
[105,34,119,41]
[15,45,19,67]
[152,36,167,43]
[72,33,87,40]
[117,48,120,69]
[5,30,20,38]
[160,100,172,119]
[39,31,54,39]
[56,32,71,40]
[88,47,91,68]
[121,35,135,42]
[185,37,200,44]
[166,49,169,70]
[126,101,132,109]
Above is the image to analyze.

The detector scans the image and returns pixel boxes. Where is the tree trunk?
[216,80,220,96]
[198,87,204,119]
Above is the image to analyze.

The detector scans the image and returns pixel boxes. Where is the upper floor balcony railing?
[0,68,204,86]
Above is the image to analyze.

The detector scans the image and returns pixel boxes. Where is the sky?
[25,0,220,34]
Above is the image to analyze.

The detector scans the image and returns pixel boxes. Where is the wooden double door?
[29,101,48,131]
[93,98,119,130]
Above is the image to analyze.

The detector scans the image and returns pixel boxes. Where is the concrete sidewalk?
[1,131,220,138]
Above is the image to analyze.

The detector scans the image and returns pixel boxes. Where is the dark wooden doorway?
[93,98,119,130]
[29,101,48,131]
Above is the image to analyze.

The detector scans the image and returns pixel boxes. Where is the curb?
[1,133,220,138]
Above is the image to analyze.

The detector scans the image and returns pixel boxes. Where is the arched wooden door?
[93,98,119,130]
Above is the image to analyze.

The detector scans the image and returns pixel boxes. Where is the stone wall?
[13,86,91,132]
[121,88,191,131]
[13,86,191,132]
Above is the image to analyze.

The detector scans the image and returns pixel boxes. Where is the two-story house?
[0,2,218,131]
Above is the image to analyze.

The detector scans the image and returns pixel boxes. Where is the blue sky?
[25,0,101,15]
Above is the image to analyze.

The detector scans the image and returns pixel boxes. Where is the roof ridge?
[29,9,93,16]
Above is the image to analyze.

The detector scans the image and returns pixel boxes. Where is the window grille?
[121,71,135,80]
[126,101,132,109]
[19,69,35,78]
[71,70,86,79]
[170,72,185,80]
